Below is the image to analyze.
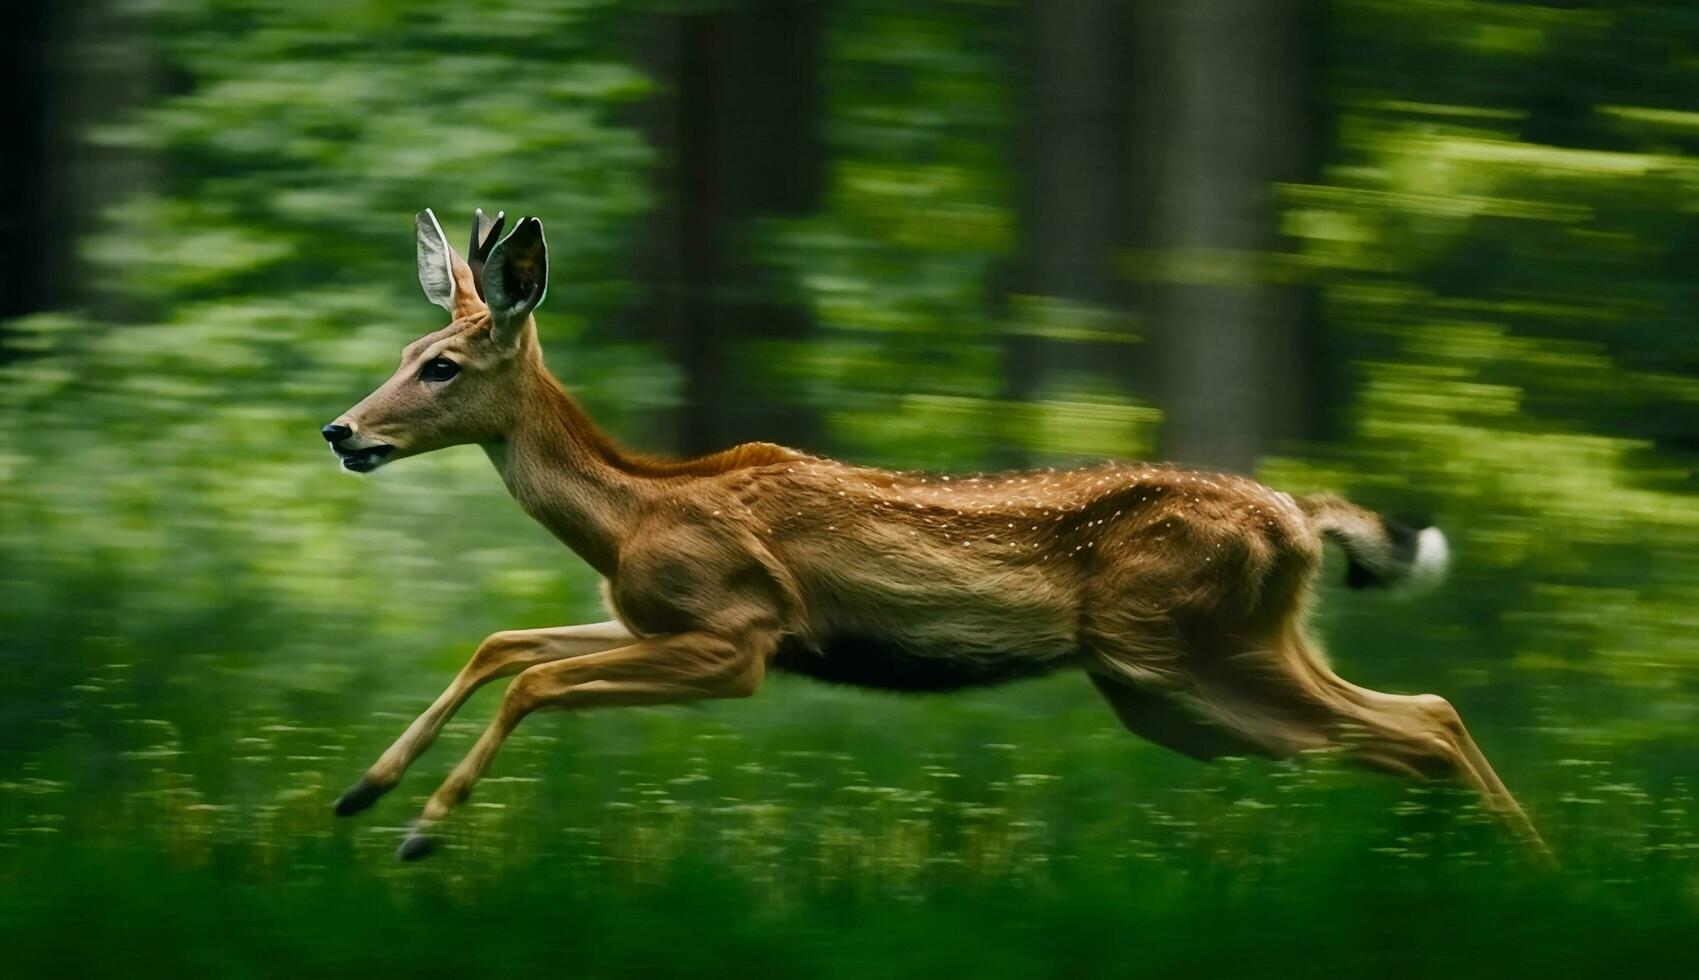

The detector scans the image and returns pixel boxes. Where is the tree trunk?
[0,2,60,336]
[637,1,828,456]
[0,0,156,341]
[1003,0,1130,463]
[1137,0,1318,472]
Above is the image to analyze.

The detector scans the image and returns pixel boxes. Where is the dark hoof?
[333,775,391,817]
[397,832,439,862]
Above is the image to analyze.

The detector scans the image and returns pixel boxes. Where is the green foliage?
[767,0,1040,466]
[2,0,664,748]
[1268,9,1699,740]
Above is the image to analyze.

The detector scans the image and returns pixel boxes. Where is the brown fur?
[328,211,1549,863]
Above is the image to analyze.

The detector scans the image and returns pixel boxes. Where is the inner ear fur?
[483,216,548,346]
[414,208,484,319]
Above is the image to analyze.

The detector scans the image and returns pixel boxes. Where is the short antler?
[467,208,507,300]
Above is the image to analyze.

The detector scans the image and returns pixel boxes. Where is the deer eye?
[419,356,460,383]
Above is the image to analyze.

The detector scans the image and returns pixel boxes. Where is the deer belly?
[770,634,1074,693]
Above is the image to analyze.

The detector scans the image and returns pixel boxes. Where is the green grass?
[3,666,1696,979]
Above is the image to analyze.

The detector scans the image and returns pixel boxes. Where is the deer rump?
[770,634,1073,692]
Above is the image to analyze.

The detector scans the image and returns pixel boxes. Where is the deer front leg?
[397,628,772,861]
[334,620,636,817]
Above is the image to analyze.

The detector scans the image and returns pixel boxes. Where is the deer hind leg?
[1088,670,1315,762]
[1249,626,1549,857]
[334,621,636,817]
[1086,621,1337,763]
[1332,685,1550,861]
[397,628,773,861]
[1091,630,1549,863]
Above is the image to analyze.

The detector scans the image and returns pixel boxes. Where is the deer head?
[323,208,549,472]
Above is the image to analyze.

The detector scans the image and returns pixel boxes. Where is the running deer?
[323,208,1548,862]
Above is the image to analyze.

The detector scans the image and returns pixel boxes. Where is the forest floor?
[2,666,1696,979]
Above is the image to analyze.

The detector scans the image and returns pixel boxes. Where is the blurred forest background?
[3,1,1699,977]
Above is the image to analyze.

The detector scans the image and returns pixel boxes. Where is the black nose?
[321,423,352,444]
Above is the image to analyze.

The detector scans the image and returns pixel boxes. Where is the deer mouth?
[335,443,395,473]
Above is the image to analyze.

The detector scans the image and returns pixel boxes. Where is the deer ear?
[467,208,506,300]
[415,209,459,312]
[483,216,548,346]
[416,208,483,317]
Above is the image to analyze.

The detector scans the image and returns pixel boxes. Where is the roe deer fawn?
[324,208,1548,863]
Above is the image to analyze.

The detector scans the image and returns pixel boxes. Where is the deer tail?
[1298,493,1449,593]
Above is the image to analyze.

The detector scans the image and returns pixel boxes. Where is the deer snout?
[323,419,396,473]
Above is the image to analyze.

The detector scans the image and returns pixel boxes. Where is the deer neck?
[483,366,649,577]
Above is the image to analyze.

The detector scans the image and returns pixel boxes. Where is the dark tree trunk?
[0,0,156,348]
[1135,0,1320,472]
[0,3,60,336]
[1003,0,1131,463]
[636,1,828,457]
